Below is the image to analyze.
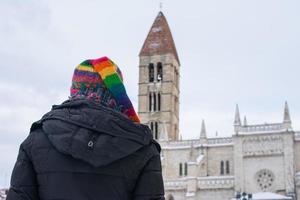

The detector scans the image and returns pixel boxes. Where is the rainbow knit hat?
[70,56,140,123]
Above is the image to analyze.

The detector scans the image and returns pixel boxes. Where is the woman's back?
[7,57,165,200]
[8,100,164,200]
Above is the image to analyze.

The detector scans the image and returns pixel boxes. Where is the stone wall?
[294,140,300,172]
[243,156,285,193]
[234,132,295,194]
[162,148,191,178]
[196,189,234,200]
[207,145,234,176]
[138,54,180,140]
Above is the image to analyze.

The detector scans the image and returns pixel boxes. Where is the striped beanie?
[70,56,140,123]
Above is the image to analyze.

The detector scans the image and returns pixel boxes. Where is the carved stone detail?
[242,135,283,157]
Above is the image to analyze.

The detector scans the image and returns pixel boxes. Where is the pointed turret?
[200,119,207,139]
[234,104,241,133]
[283,101,292,129]
[243,116,248,126]
[234,104,241,126]
[200,119,207,144]
[139,12,180,64]
[283,101,291,123]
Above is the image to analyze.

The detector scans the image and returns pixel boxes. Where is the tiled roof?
[139,12,180,65]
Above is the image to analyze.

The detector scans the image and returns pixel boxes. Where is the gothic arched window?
[226,160,230,174]
[220,161,224,175]
[157,62,163,81]
[184,162,188,176]
[148,63,154,82]
[158,93,161,111]
[179,163,183,176]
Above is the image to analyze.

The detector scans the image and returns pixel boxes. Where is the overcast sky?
[0,0,300,187]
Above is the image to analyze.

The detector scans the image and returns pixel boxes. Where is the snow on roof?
[252,192,292,200]
[185,191,195,197]
[196,154,204,164]
[151,27,162,33]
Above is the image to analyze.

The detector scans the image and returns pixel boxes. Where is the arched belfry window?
[154,122,158,139]
[149,121,159,139]
[149,92,161,112]
[157,62,163,81]
[148,63,154,82]
[220,161,224,175]
[158,93,161,111]
[226,161,230,174]
[153,93,157,111]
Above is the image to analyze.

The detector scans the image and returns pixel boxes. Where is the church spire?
[139,12,180,64]
[138,11,180,141]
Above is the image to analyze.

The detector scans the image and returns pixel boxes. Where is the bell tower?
[138,12,180,141]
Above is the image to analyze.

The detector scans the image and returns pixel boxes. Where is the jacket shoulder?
[151,139,161,153]
[20,120,49,158]
[134,139,162,169]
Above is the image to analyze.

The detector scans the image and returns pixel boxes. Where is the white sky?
[0,0,300,187]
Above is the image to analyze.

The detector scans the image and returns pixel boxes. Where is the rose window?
[255,169,275,191]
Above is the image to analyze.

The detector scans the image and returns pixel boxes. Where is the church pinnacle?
[283,101,292,130]
[234,104,241,126]
[243,116,247,126]
[200,119,207,139]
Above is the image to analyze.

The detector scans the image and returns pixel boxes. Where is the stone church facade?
[138,12,300,200]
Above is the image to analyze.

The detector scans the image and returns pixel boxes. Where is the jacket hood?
[34,99,157,167]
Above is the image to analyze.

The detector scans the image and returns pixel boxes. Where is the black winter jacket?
[7,99,165,200]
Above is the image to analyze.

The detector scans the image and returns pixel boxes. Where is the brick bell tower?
[138,11,180,141]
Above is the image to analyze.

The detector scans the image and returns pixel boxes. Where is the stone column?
[233,135,244,192]
[185,163,198,200]
[283,132,295,195]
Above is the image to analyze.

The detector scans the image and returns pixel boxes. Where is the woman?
[7,57,165,200]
